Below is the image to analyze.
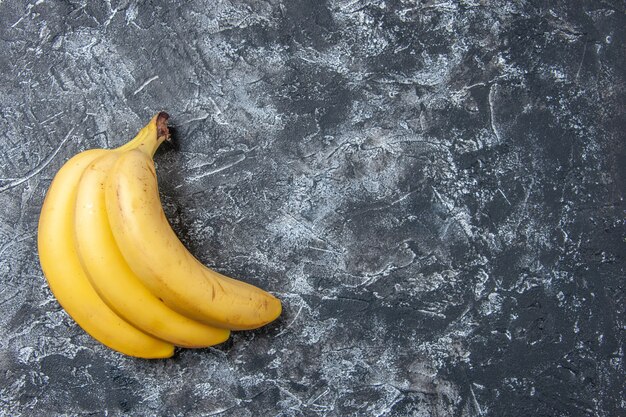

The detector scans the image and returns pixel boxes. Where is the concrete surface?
[0,1,624,416]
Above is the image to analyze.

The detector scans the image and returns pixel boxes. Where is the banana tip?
[156,112,170,140]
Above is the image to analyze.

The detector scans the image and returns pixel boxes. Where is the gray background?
[1,0,624,416]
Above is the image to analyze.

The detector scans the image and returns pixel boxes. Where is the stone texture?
[0,1,624,416]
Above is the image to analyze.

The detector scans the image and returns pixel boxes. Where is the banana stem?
[116,112,170,157]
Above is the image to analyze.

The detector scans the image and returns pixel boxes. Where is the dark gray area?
[0,1,624,416]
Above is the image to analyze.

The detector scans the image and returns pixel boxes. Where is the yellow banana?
[38,111,279,357]
[37,127,174,358]
[74,151,230,347]
[105,131,282,331]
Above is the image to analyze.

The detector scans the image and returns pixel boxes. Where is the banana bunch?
[37,113,281,358]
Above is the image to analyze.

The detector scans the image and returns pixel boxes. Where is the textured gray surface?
[0,0,625,416]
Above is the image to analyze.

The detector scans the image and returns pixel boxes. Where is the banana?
[38,111,279,357]
[37,131,174,358]
[74,151,230,348]
[105,135,282,331]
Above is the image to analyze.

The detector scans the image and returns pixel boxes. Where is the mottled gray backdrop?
[0,1,624,416]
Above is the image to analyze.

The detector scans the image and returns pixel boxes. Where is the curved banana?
[105,145,282,331]
[37,143,174,358]
[74,152,231,347]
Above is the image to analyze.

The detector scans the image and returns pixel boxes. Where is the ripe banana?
[74,152,230,347]
[37,146,174,359]
[38,112,281,357]
[105,142,282,331]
